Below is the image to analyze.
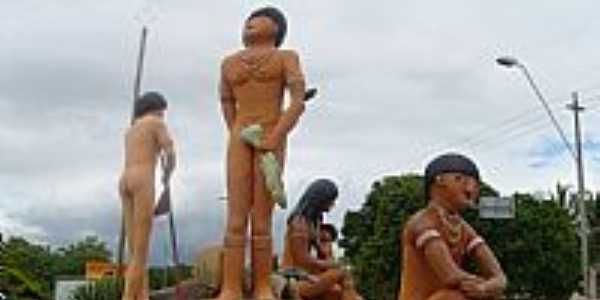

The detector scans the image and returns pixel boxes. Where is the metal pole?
[568,91,589,297]
[131,26,149,123]
[167,189,185,300]
[518,65,577,160]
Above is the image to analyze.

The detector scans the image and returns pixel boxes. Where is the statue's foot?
[253,288,277,300]
[213,290,243,300]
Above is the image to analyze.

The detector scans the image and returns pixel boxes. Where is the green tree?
[340,174,579,300]
[53,236,112,277]
[0,237,54,298]
[69,278,122,300]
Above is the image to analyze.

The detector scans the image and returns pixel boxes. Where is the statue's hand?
[306,274,320,284]
[258,133,282,151]
[460,277,490,299]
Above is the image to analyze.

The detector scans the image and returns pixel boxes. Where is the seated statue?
[399,153,507,300]
[317,223,337,260]
[281,179,363,300]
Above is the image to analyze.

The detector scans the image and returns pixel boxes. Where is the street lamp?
[495,56,521,68]
[496,56,590,297]
[495,56,576,159]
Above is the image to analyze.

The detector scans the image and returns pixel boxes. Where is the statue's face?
[243,16,277,46]
[439,173,479,211]
[319,230,333,243]
[148,109,165,118]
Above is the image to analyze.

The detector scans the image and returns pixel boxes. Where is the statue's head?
[424,153,480,211]
[319,223,338,243]
[288,178,338,225]
[133,91,167,120]
[243,6,287,48]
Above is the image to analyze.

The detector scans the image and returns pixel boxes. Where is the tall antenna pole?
[568,91,589,297]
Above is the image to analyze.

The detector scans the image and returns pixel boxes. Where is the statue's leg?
[427,289,468,300]
[124,182,154,300]
[215,137,253,300]
[297,269,345,299]
[251,146,285,300]
[139,275,149,300]
[321,285,343,300]
[120,179,135,300]
[340,274,363,300]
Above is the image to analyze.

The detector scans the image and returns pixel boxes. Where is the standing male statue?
[119,92,176,300]
[216,6,306,300]
[399,153,506,300]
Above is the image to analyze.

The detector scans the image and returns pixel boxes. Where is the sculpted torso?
[122,115,173,186]
[221,47,304,139]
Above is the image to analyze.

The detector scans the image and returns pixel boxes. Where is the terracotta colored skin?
[119,112,175,300]
[317,229,334,260]
[216,15,306,300]
[399,173,507,300]
[281,217,363,300]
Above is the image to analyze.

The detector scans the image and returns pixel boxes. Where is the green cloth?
[240,124,287,209]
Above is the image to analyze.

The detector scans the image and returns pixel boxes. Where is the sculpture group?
[118,6,507,300]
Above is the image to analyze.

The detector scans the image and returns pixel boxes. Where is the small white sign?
[479,197,515,219]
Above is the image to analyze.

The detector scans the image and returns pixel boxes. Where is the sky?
[2,0,600,264]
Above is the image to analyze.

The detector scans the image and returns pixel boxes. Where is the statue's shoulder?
[276,49,300,62]
[405,209,437,235]
[220,51,243,70]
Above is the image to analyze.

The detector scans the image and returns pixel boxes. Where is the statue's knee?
[251,221,271,236]
[428,289,467,300]
[226,220,248,236]
[329,269,346,283]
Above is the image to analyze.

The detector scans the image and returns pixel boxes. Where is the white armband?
[415,229,441,249]
[466,236,485,253]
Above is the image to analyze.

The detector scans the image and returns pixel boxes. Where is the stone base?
[149,279,216,300]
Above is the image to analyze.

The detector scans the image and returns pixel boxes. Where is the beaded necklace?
[430,203,463,246]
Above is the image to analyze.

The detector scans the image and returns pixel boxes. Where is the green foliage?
[0,235,112,299]
[53,236,112,277]
[69,278,122,300]
[340,174,579,300]
[0,266,48,299]
[339,174,425,300]
[467,193,579,300]
[148,265,193,290]
[0,237,54,298]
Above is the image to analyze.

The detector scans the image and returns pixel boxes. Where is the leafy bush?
[69,278,122,300]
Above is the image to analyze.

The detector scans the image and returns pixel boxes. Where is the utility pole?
[567,91,590,297]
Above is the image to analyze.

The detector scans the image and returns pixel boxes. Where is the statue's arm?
[289,217,334,272]
[219,58,236,132]
[261,50,305,150]
[154,119,176,183]
[413,221,477,288]
[462,225,507,299]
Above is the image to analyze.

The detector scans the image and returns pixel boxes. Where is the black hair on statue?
[287,179,338,227]
[133,91,167,119]
[424,153,480,199]
[247,6,287,47]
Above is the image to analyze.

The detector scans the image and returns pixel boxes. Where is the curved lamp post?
[495,56,576,159]
[496,56,590,297]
